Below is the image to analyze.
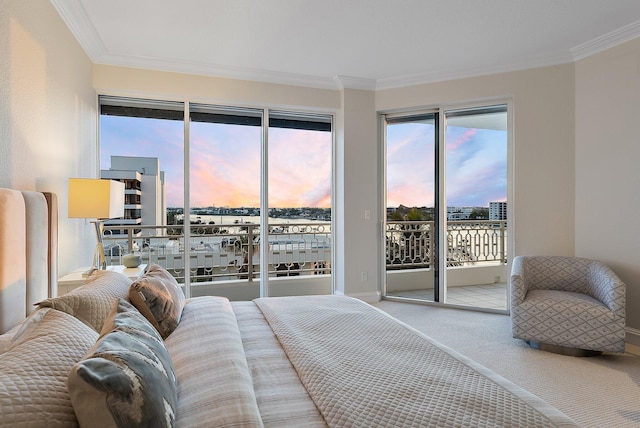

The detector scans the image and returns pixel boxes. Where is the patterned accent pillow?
[37,269,132,332]
[129,263,185,339]
[68,298,178,428]
[0,308,98,426]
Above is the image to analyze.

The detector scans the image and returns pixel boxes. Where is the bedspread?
[255,295,579,428]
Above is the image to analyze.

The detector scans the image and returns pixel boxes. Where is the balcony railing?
[386,220,507,269]
[102,222,332,283]
[102,220,505,286]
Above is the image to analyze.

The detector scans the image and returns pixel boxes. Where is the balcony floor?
[386,282,508,310]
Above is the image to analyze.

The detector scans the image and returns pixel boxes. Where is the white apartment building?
[489,202,507,220]
[447,207,475,221]
[101,156,166,237]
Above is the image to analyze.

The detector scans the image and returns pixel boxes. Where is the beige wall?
[93,65,340,112]
[0,0,97,276]
[334,88,379,300]
[377,64,577,260]
[575,37,640,334]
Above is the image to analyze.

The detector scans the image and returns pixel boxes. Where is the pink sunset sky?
[101,115,506,209]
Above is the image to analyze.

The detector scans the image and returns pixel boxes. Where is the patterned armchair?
[510,256,626,354]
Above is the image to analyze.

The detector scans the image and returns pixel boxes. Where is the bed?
[0,187,579,427]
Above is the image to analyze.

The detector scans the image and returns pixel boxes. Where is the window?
[99,96,333,299]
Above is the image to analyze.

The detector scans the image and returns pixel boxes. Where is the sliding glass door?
[188,105,262,298]
[383,104,509,311]
[444,106,508,310]
[267,112,333,296]
[99,98,186,280]
[384,112,439,302]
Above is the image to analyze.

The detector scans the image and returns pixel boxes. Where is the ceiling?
[51,0,640,90]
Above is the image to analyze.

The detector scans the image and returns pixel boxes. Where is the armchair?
[510,256,626,355]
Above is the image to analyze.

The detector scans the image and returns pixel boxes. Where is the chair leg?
[525,340,603,357]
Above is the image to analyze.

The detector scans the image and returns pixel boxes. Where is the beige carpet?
[374,300,640,428]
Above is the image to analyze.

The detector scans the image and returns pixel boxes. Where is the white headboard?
[0,188,57,334]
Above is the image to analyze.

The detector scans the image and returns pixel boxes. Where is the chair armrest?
[509,256,528,306]
[587,262,626,316]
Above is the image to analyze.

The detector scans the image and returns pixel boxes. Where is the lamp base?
[82,222,107,277]
[82,267,98,278]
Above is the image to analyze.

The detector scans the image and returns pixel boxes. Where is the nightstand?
[57,264,147,295]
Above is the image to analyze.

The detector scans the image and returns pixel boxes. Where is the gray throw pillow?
[68,298,178,428]
[129,263,185,339]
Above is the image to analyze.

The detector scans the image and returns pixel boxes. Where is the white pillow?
[37,270,132,332]
[0,307,98,426]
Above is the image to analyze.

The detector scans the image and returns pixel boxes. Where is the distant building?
[447,207,474,221]
[101,156,166,237]
[489,201,507,220]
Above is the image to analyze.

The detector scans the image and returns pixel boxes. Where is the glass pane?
[445,106,508,310]
[267,114,332,297]
[99,102,186,285]
[385,115,436,302]
[188,107,262,299]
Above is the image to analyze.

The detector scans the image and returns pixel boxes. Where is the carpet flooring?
[374,299,640,428]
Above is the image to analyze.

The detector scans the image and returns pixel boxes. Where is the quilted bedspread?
[255,295,579,428]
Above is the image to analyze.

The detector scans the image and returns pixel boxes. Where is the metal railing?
[386,220,507,269]
[102,221,331,283]
[102,219,504,284]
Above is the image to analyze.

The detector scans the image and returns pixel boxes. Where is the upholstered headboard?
[0,188,57,334]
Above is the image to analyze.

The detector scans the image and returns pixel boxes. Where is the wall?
[334,88,379,300]
[93,65,339,111]
[0,0,97,276]
[575,37,640,336]
[377,64,577,262]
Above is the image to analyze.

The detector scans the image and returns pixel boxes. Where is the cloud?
[386,123,506,208]
[267,128,331,208]
[103,119,333,208]
[102,115,506,211]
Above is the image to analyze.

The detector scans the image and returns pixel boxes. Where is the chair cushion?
[512,289,624,351]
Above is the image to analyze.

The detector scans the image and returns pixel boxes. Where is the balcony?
[102,221,333,300]
[101,219,507,308]
[385,219,508,310]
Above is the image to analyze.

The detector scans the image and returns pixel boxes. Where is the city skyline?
[101,115,506,209]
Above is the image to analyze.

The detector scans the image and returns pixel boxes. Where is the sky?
[386,121,507,208]
[101,115,506,209]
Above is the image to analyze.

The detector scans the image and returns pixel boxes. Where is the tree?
[469,208,489,220]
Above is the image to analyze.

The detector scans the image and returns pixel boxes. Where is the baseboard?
[626,327,640,346]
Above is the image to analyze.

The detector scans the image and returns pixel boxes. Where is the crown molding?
[94,52,340,90]
[50,0,106,60]
[571,20,640,61]
[333,75,377,91]
[96,50,573,92]
[376,51,574,90]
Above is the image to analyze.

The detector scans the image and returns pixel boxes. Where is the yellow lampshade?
[68,178,125,219]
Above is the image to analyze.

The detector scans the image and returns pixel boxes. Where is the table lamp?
[68,178,125,274]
